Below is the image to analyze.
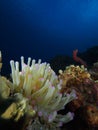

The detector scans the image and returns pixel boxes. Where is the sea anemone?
[9,56,76,129]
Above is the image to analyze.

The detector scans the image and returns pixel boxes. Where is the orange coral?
[73,49,87,67]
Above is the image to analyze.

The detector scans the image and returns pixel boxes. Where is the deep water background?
[0,0,98,75]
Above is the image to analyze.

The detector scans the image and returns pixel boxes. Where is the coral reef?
[59,65,98,127]
[0,47,98,130]
[0,52,76,130]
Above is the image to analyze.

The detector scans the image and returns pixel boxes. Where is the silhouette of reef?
[50,46,98,74]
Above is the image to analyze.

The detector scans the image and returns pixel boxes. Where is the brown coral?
[59,65,98,127]
[82,105,98,127]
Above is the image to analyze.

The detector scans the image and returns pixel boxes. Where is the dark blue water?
[0,0,98,75]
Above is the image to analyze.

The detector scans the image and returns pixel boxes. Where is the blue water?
[0,0,98,74]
